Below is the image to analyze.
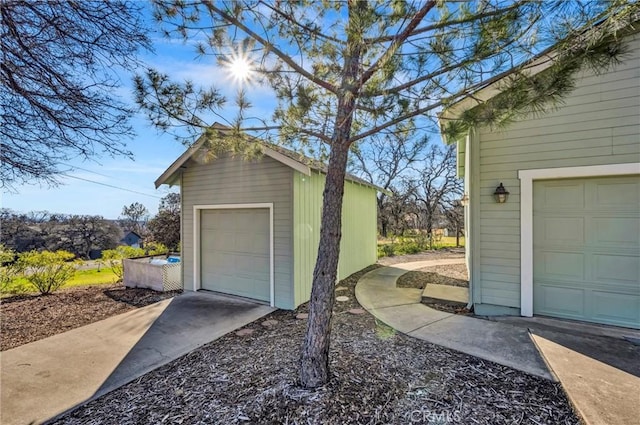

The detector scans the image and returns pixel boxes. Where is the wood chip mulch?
[52,261,580,425]
[1,284,180,351]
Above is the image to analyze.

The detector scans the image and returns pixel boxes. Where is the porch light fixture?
[460,194,469,206]
[493,183,510,203]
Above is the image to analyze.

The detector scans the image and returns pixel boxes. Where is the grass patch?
[67,268,119,287]
[4,268,118,295]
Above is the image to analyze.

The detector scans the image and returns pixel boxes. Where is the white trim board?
[518,163,640,317]
[193,203,275,307]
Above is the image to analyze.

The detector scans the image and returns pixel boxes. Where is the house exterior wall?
[471,32,640,315]
[180,154,295,309]
[292,170,378,308]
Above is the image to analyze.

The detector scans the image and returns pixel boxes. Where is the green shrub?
[0,245,24,295]
[102,246,146,281]
[396,240,421,255]
[144,241,168,256]
[16,250,76,295]
[377,244,396,258]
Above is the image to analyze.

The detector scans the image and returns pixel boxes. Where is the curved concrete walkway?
[355,259,553,380]
[356,260,640,425]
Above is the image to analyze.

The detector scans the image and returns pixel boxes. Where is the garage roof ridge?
[155,123,388,194]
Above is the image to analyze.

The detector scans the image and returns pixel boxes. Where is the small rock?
[235,328,254,336]
[336,295,349,302]
[295,313,309,320]
[261,319,279,328]
[335,286,348,291]
[348,308,365,315]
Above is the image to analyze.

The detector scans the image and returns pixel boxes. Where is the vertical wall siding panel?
[293,171,378,308]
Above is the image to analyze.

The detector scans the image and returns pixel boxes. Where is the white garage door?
[533,175,640,329]
[200,208,270,302]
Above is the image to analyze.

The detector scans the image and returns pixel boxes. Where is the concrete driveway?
[1,291,275,425]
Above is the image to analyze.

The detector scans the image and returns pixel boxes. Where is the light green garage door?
[200,208,270,302]
[533,175,640,329]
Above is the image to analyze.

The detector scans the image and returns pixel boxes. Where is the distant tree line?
[0,193,181,259]
[351,128,464,245]
[0,209,121,259]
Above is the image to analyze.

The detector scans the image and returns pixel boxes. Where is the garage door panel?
[534,175,640,329]
[536,251,584,280]
[592,254,640,284]
[535,182,584,209]
[200,208,270,302]
[534,284,584,317]
[592,217,640,246]
[593,180,639,207]
[591,291,640,325]
[535,216,584,245]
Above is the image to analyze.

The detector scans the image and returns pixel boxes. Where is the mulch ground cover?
[51,257,579,425]
[1,284,180,351]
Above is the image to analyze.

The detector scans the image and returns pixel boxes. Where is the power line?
[59,162,114,179]
[62,174,162,199]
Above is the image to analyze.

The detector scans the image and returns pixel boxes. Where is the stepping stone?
[261,319,279,328]
[296,313,309,320]
[235,328,254,336]
[336,295,349,302]
[335,286,348,291]
[348,308,365,315]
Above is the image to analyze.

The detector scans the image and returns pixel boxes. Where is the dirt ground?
[1,284,180,351]
[52,252,579,425]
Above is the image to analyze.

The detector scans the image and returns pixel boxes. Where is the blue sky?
[2,5,278,219]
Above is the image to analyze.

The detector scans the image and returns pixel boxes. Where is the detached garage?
[155,126,380,310]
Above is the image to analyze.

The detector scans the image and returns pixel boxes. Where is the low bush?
[16,250,76,295]
[377,244,396,258]
[144,242,169,256]
[102,246,146,281]
[0,244,24,295]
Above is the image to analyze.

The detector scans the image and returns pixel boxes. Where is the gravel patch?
[52,265,579,425]
[1,284,180,351]
[377,248,465,266]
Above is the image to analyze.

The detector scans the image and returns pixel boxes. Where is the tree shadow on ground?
[103,287,181,308]
[396,271,468,290]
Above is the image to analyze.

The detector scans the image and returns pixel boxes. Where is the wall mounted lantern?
[493,183,509,203]
[460,194,469,206]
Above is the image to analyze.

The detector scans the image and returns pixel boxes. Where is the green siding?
[472,32,640,313]
[293,170,378,308]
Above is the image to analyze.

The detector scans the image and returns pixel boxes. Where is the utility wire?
[61,174,162,199]
[59,162,114,179]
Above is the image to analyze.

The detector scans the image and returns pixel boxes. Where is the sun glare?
[225,51,253,84]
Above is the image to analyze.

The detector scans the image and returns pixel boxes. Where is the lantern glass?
[493,183,509,203]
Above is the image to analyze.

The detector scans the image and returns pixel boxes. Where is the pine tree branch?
[257,0,345,45]
[206,3,338,94]
[360,1,436,86]
[364,0,530,44]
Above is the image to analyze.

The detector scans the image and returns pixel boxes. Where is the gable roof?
[438,16,640,143]
[121,230,142,240]
[155,124,386,193]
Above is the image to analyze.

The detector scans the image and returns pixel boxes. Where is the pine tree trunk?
[299,0,363,389]
[299,140,350,388]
